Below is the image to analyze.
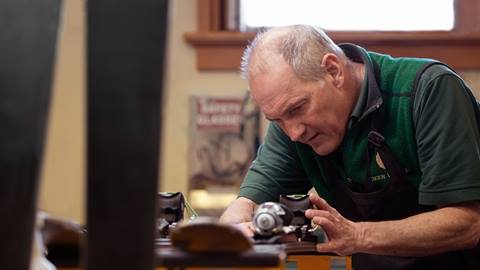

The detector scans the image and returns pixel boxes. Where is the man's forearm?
[307,196,480,256]
[356,202,480,256]
[219,197,258,224]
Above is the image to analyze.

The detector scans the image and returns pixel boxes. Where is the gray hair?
[240,25,345,81]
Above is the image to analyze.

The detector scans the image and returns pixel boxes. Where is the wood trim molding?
[197,0,223,31]
[454,0,480,32]
[187,0,480,70]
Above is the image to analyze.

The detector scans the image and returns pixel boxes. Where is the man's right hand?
[233,222,255,238]
[220,197,258,226]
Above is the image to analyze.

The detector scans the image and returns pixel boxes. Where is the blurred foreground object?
[170,217,252,253]
[31,213,56,270]
[86,0,168,269]
[0,0,62,269]
[41,213,85,268]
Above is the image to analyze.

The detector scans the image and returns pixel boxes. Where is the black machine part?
[157,192,185,223]
[279,194,317,242]
[253,195,321,244]
[156,192,185,238]
[279,194,312,227]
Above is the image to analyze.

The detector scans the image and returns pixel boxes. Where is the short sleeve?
[413,66,480,206]
[238,122,311,203]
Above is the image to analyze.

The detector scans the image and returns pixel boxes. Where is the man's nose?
[283,120,305,142]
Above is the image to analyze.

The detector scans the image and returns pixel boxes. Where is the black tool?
[279,194,316,243]
[156,192,185,238]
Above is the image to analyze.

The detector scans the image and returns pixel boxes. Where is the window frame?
[184,0,480,70]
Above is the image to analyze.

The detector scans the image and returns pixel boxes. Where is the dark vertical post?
[0,0,62,269]
[86,0,168,269]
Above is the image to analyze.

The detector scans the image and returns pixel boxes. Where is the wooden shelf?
[186,0,480,70]
[185,31,480,70]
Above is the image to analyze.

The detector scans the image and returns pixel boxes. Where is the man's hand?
[220,197,257,238]
[233,222,255,238]
[306,194,480,257]
[220,197,258,224]
[305,194,363,256]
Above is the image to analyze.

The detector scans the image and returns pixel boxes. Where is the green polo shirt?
[239,45,480,207]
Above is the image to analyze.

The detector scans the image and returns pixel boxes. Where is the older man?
[220,25,480,269]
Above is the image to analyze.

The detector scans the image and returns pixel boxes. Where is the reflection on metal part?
[252,202,290,236]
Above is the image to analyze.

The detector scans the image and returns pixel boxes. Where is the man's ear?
[321,53,344,88]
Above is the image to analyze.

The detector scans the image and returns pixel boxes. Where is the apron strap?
[368,130,408,183]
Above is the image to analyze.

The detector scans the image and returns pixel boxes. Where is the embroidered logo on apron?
[375,152,386,170]
[371,152,389,182]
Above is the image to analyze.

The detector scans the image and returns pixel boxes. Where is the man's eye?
[288,105,302,115]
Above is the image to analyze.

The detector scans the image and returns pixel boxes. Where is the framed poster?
[188,95,259,201]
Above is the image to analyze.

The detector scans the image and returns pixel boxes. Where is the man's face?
[250,57,352,155]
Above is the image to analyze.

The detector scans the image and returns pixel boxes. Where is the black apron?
[324,110,480,270]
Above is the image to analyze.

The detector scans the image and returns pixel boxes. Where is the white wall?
[38,0,85,223]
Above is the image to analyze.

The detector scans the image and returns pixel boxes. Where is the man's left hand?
[305,194,363,256]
